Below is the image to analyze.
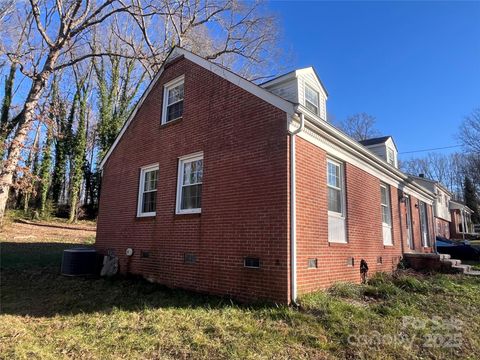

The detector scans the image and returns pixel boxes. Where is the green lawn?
[1,239,480,359]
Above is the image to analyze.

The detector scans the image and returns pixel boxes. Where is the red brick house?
[449,200,474,240]
[408,175,452,239]
[96,47,436,304]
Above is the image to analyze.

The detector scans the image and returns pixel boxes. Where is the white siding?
[362,139,398,169]
[298,74,327,120]
[434,189,452,222]
[265,79,298,104]
[263,68,328,121]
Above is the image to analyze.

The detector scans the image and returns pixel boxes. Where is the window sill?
[327,212,345,219]
[174,212,201,219]
[328,240,348,245]
[135,214,156,220]
[160,117,183,128]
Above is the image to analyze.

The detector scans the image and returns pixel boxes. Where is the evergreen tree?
[464,176,480,224]
[69,79,89,222]
[94,55,144,163]
[38,124,53,215]
[51,96,72,205]
[0,63,16,160]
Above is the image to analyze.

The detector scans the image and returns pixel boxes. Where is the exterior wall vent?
[141,251,150,258]
[346,257,354,267]
[377,256,383,264]
[308,258,318,268]
[244,257,260,268]
[184,253,197,264]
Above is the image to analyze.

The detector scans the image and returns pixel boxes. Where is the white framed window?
[137,164,159,217]
[380,184,393,245]
[161,75,184,124]
[304,84,319,115]
[176,152,203,214]
[327,158,346,243]
[387,148,395,166]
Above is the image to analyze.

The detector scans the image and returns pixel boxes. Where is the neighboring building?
[449,200,474,239]
[96,47,436,304]
[408,175,452,239]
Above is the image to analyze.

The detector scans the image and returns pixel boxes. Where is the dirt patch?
[0,219,96,243]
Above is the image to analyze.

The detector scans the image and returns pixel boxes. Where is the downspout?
[290,112,304,305]
[430,203,437,253]
[397,194,405,256]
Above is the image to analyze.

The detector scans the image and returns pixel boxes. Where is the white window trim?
[327,159,345,218]
[304,83,320,116]
[137,164,159,217]
[327,158,347,243]
[161,75,185,125]
[381,183,393,245]
[387,148,395,166]
[176,152,203,215]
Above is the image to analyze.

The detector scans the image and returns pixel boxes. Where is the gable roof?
[260,67,329,97]
[408,174,452,195]
[449,200,474,213]
[359,136,392,147]
[99,47,296,169]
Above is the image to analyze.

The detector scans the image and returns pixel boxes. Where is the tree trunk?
[0,62,17,160]
[0,50,59,224]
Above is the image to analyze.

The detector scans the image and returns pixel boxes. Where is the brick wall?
[435,218,450,239]
[450,210,463,240]
[96,56,290,303]
[96,55,436,304]
[294,137,434,293]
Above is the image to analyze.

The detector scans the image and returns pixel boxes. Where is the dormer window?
[304,84,319,115]
[162,76,184,124]
[387,147,395,166]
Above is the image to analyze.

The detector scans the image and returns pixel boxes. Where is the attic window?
[304,84,319,115]
[387,148,395,166]
[162,76,184,124]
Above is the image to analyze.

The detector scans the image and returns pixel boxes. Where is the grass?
[1,223,480,359]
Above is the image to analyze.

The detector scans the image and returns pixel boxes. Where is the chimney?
[418,173,425,178]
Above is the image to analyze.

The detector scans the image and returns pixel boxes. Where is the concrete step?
[439,253,451,260]
[465,270,480,276]
[441,258,461,267]
[452,264,472,274]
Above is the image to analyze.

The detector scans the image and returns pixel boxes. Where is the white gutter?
[296,110,435,202]
[431,205,437,253]
[289,112,304,305]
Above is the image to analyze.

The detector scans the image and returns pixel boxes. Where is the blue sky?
[269,1,480,160]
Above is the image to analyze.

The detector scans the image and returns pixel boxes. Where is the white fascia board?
[177,48,295,115]
[289,113,435,204]
[99,46,295,170]
[297,67,328,99]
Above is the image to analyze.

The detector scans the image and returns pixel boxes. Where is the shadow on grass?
[14,218,96,232]
[0,242,251,318]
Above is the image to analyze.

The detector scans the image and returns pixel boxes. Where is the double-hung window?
[387,148,395,166]
[327,159,346,243]
[380,184,393,245]
[305,84,320,115]
[137,164,159,217]
[176,153,203,214]
[162,76,184,124]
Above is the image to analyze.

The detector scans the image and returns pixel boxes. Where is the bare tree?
[459,108,480,154]
[400,152,472,200]
[0,0,282,223]
[336,112,381,141]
